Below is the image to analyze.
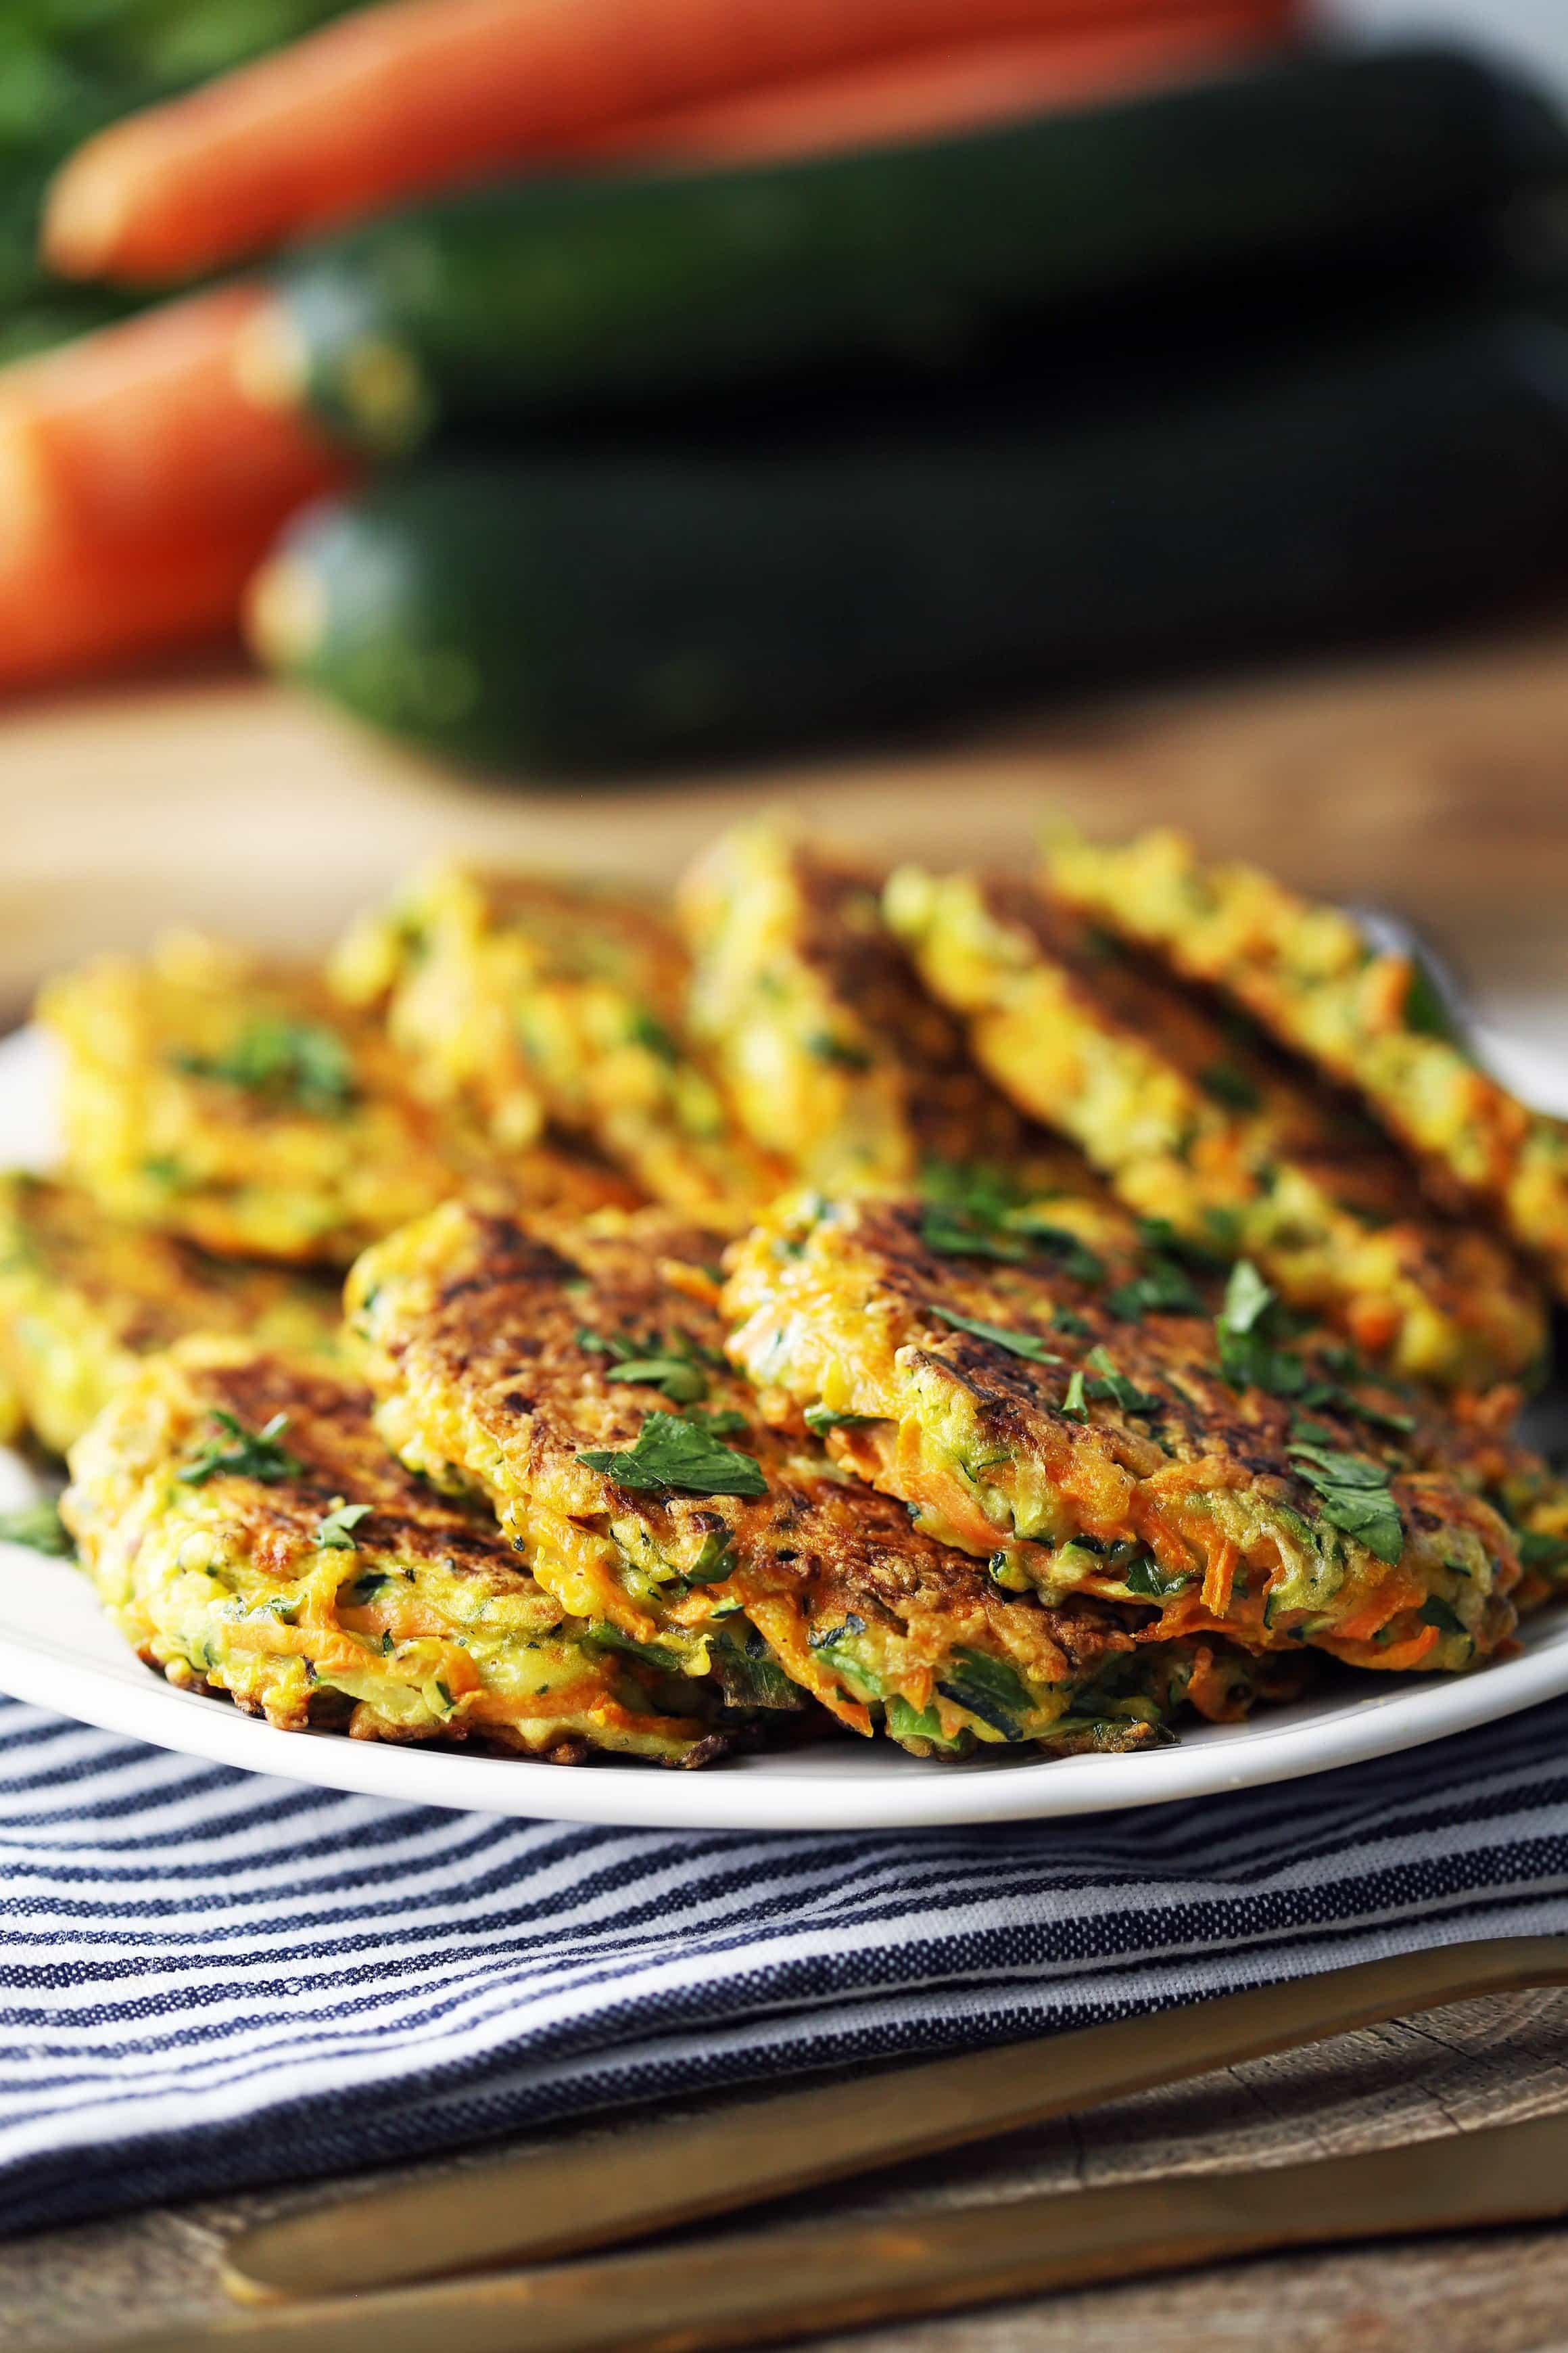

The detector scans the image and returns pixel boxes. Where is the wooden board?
[3,621,1568,1025]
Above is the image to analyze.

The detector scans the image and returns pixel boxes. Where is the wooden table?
[1,624,1567,2350]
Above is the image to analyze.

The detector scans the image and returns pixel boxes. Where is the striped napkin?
[3,1689,1567,2239]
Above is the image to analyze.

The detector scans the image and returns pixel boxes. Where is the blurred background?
[0,0,1565,1058]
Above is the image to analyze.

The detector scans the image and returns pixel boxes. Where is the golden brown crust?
[0,1171,343,1453]
[64,1339,726,1764]
[1045,825,1568,1298]
[38,932,635,1265]
[344,1202,1302,1755]
[723,1192,1523,1675]
[882,868,1548,1389]
[331,864,783,1228]
[680,821,1087,1192]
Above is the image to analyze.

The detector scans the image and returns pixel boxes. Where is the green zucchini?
[252,298,1568,773]
[256,43,1567,455]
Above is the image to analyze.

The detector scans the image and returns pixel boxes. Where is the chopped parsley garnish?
[918,1208,1030,1265]
[1062,1370,1089,1421]
[174,1018,356,1113]
[1417,1594,1467,1636]
[177,1410,302,1487]
[1519,1529,1568,1575]
[315,1500,373,1551]
[1220,1259,1275,1337]
[918,1191,1103,1285]
[1198,1060,1262,1114]
[1083,1346,1162,1418]
[627,1008,682,1063]
[1123,1558,1195,1600]
[926,1305,1063,1365]
[1106,1261,1204,1322]
[0,1498,73,1557]
[577,1410,767,1498]
[1402,956,1463,1044]
[1052,1308,1091,1337]
[1133,1217,1232,1274]
[805,1029,872,1070]
[1214,1263,1414,1434]
[804,1404,881,1434]
[1009,1219,1105,1286]
[1287,1441,1404,1566]
[576,1324,719,1405]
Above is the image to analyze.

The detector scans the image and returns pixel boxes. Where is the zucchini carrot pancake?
[345,1201,1306,1757]
[723,1192,1525,1675]
[332,863,784,1226]
[39,931,634,1265]
[679,819,1100,1204]
[64,1340,730,1766]
[1044,824,1568,1300]
[882,866,1546,1391]
[0,1172,341,1456]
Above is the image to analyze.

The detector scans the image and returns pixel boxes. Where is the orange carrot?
[0,284,352,572]
[43,0,1296,285]
[579,2,1296,166]
[0,523,278,691]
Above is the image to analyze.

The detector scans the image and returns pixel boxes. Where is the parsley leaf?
[926,1305,1064,1365]
[178,1410,302,1487]
[174,1019,356,1113]
[1134,1217,1232,1274]
[577,1410,767,1499]
[806,1029,873,1071]
[1106,1261,1204,1321]
[1009,1219,1105,1286]
[627,1008,682,1063]
[1083,1345,1162,1417]
[804,1404,881,1434]
[1519,1528,1568,1575]
[1061,1369,1089,1420]
[0,1498,73,1557]
[1417,1594,1467,1637]
[1199,1061,1262,1113]
[603,1356,709,1405]
[918,1208,1030,1264]
[1220,1260,1275,1337]
[1288,1441,1404,1566]
[578,1324,717,1404]
[315,1500,373,1550]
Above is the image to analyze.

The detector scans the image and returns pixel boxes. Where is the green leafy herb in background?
[926,1305,1063,1365]
[0,1497,73,1556]
[175,1018,356,1114]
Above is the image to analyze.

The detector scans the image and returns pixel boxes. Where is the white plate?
[2,1021,1566,1833]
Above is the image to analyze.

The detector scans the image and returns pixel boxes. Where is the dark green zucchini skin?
[274,43,1567,453]
[266,303,1568,773]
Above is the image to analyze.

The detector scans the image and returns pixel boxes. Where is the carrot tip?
[245,551,326,671]
[233,300,312,415]
[41,152,128,281]
[0,416,53,579]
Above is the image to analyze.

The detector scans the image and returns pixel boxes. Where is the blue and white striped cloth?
[3,1691,1568,2239]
